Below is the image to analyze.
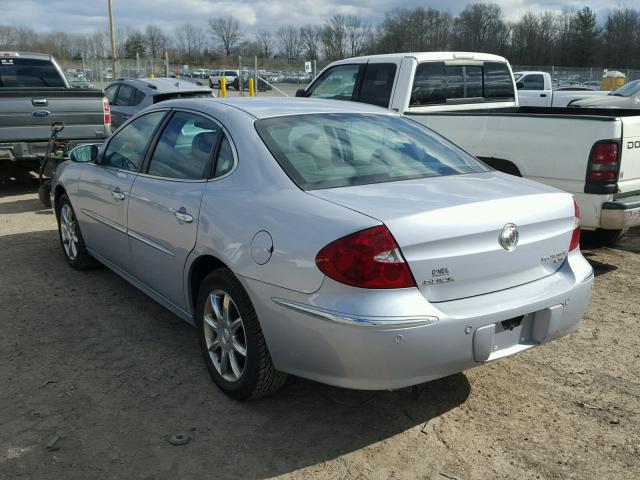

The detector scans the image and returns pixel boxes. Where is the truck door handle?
[111,188,125,200]
[540,94,547,98]
[31,98,48,106]
[174,207,193,223]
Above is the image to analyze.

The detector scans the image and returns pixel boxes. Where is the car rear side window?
[104,84,118,103]
[256,113,489,190]
[214,135,234,177]
[132,88,145,106]
[307,64,361,101]
[147,112,220,180]
[102,111,166,171]
[410,61,515,106]
[358,63,397,107]
[115,84,134,106]
[0,58,66,87]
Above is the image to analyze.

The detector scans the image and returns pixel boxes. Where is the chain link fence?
[58,57,640,94]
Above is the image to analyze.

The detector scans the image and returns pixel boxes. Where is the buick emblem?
[499,223,519,251]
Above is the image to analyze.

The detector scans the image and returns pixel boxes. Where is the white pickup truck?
[514,71,609,107]
[296,52,640,245]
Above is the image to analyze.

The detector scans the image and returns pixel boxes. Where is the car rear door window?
[147,112,221,180]
[102,111,166,171]
[115,84,134,106]
[358,63,397,107]
[307,64,361,101]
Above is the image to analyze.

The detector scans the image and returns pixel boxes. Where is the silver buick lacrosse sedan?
[52,98,593,399]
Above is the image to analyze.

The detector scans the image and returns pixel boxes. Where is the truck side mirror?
[516,82,525,90]
[69,144,99,163]
[295,89,307,97]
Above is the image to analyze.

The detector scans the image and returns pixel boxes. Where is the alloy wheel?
[203,289,247,382]
[60,204,79,261]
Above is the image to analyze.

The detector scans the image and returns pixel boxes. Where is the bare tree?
[453,3,510,53]
[255,29,273,58]
[175,23,206,61]
[602,8,640,69]
[144,24,167,58]
[322,15,347,61]
[277,25,302,61]
[345,16,371,57]
[300,25,321,60]
[208,16,242,56]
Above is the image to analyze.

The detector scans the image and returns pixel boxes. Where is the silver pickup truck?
[0,52,111,167]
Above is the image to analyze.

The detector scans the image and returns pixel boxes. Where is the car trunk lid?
[310,172,576,302]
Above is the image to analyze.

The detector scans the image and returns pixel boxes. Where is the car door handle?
[540,94,547,98]
[174,207,193,223]
[111,188,125,200]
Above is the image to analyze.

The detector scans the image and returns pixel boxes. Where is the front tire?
[56,194,99,270]
[196,268,287,400]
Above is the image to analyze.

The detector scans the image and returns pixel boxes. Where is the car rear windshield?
[410,61,514,106]
[0,58,66,88]
[255,113,490,190]
[153,91,213,103]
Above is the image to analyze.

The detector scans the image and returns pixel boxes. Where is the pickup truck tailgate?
[0,89,109,142]
[620,116,640,193]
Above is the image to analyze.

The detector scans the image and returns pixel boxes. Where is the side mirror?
[516,82,525,90]
[295,88,307,97]
[69,144,99,163]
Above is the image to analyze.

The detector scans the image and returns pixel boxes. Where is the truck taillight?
[102,97,111,126]
[315,226,416,289]
[570,198,581,251]
[588,142,618,182]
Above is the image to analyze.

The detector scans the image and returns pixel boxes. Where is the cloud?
[0,0,634,35]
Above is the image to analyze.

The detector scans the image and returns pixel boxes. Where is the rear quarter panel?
[620,116,640,193]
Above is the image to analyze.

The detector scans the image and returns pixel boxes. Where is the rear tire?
[196,268,287,400]
[56,194,100,270]
[38,182,52,207]
[581,228,627,247]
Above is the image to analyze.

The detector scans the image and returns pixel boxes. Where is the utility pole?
[108,0,117,79]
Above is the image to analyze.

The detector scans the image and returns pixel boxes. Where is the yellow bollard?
[249,78,255,97]
[220,77,227,97]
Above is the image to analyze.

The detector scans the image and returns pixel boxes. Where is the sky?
[0,0,633,35]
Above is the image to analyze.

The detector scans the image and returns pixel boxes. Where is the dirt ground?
[1,165,639,480]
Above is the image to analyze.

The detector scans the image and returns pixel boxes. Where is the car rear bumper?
[600,194,640,229]
[242,250,594,390]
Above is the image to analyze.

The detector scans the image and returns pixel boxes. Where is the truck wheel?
[38,182,52,207]
[196,268,287,400]
[581,228,627,247]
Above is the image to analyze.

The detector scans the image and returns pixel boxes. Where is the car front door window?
[307,64,361,100]
[102,111,166,171]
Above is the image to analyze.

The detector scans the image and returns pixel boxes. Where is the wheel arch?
[188,254,230,314]
[477,157,523,177]
[53,184,67,218]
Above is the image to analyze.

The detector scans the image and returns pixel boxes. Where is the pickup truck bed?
[410,106,640,232]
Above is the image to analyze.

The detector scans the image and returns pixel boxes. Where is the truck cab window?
[358,64,397,107]
[307,64,361,101]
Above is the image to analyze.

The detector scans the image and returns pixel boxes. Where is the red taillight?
[102,97,111,126]
[589,142,618,181]
[315,225,416,289]
[570,198,581,251]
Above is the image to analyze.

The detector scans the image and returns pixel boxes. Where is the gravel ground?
[1,165,639,480]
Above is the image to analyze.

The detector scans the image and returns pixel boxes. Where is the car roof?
[157,97,394,119]
[328,51,509,65]
[112,77,211,94]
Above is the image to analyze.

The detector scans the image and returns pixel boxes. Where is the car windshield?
[255,113,490,190]
[611,80,640,97]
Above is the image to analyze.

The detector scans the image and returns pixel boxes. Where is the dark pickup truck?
[0,52,111,167]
